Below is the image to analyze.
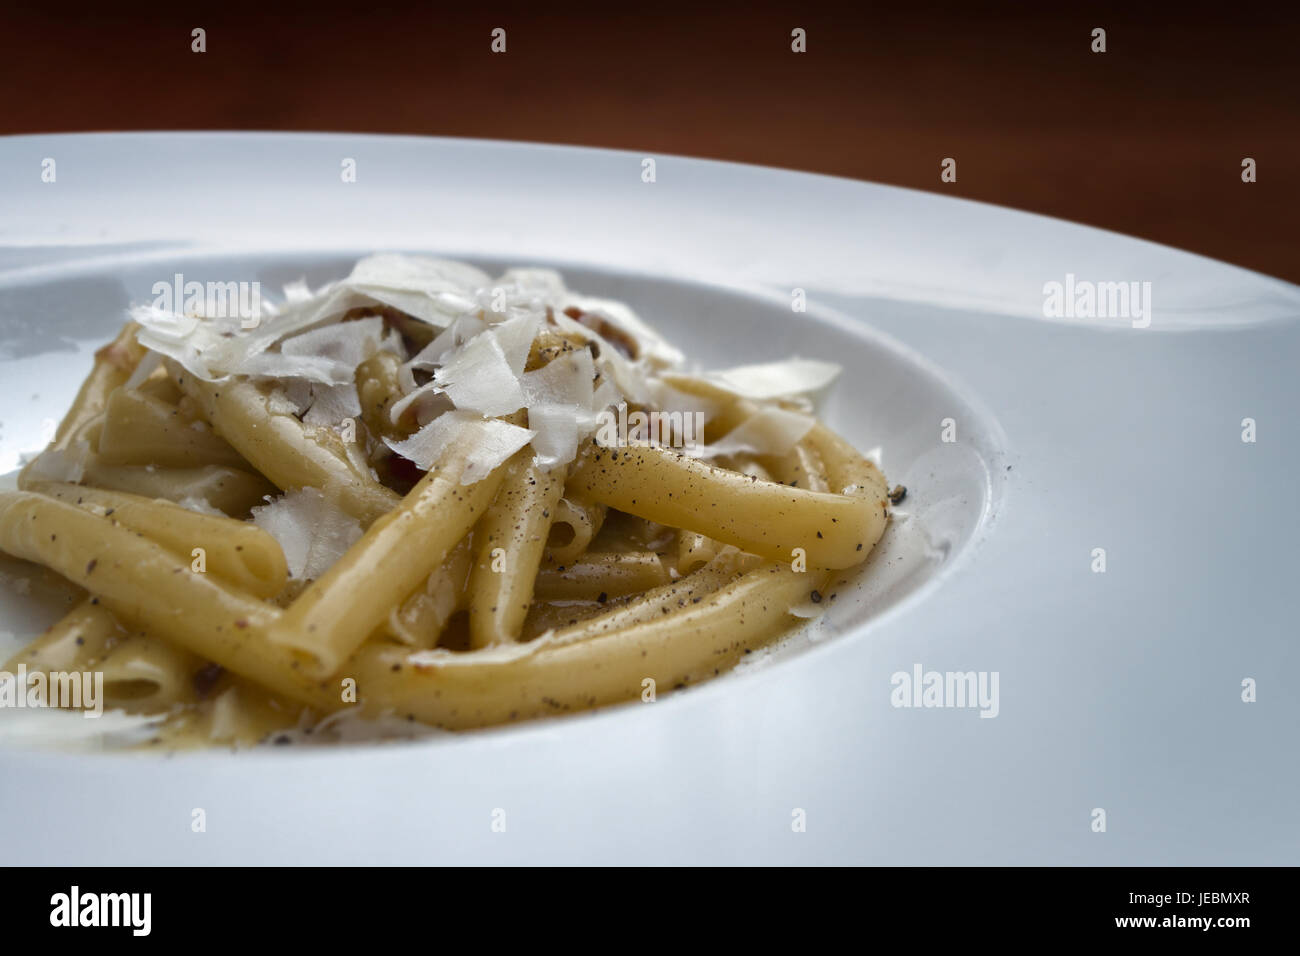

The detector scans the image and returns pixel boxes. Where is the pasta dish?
[0,255,892,747]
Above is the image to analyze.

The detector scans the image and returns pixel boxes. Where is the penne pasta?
[97,387,248,469]
[1,599,122,676]
[534,550,670,601]
[760,440,830,492]
[388,534,474,648]
[171,366,400,526]
[674,532,721,576]
[356,351,405,440]
[545,496,607,565]
[466,452,565,647]
[97,633,205,714]
[567,441,887,569]
[79,458,277,517]
[28,481,288,598]
[341,557,809,729]
[0,491,331,710]
[47,323,145,453]
[269,418,512,676]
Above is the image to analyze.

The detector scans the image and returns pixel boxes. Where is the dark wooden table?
[3,2,1296,282]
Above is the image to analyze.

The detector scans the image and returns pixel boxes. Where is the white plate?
[1,133,1297,864]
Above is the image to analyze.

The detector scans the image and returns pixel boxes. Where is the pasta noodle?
[567,442,886,569]
[269,417,512,675]
[534,551,670,601]
[545,496,606,565]
[97,387,248,469]
[387,534,474,648]
[1,255,894,747]
[466,451,565,647]
[28,481,287,597]
[172,369,400,527]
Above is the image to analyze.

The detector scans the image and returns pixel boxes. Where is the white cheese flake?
[706,357,841,401]
[251,487,362,581]
[384,410,533,482]
[704,406,816,458]
[434,331,526,417]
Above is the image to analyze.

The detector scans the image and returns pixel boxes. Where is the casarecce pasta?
[0,255,892,747]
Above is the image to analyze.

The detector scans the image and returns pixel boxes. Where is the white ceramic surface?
[0,133,1296,864]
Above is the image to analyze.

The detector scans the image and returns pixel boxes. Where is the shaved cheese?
[521,348,595,409]
[274,382,312,416]
[562,293,684,368]
[234,351,353,385]
[302,382,362,427]
[121,257,853,496]
[384,410,533,481]
[281,278,313,303]
[434,331,525,417]
[405,315,487,372]
[388,381,453,426]
[706,357,841,401]
[475,268,567,323]
[591,378,620,413]
[551,313,651,403]
[495,267,568,303]
[528,404,584,468]
[131,305,230,380]
[491,312,541,376]
[704,406,816,458]
[281,316,387,366]
[648,379,724,423]
[233,316,391,386]
[344,254,487,326]
[251,488,362,580]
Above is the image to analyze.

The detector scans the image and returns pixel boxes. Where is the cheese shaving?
[251,488,363,580]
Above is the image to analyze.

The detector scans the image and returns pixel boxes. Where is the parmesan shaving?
[251,487,363,581]
[704,406,816,458]
[706,357,841,401]
[383,409,534,480]
[433,330,526,417]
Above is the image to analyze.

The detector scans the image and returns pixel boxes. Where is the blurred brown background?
[3,0,1296,282]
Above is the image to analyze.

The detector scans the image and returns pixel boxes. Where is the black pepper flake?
[597,592,608,604]
[85,559,97,575]
[810,590,823,604]
[192,662,224,698]
[888,484,907,505]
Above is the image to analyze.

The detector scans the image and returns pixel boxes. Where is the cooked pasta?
[0,255,892,747]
